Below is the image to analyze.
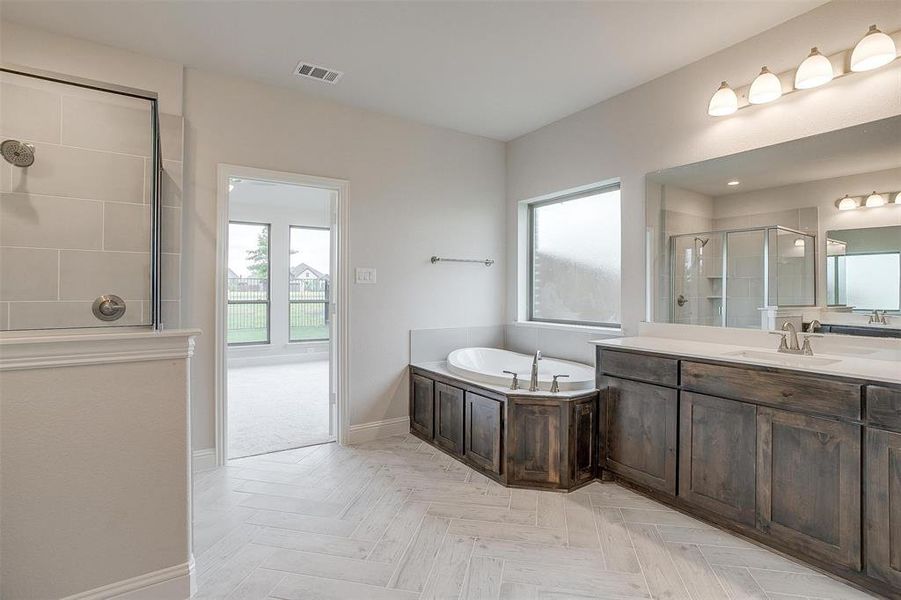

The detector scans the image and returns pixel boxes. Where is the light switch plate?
[355,267,377,284]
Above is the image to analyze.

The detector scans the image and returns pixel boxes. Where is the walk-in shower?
[0,65,182,331]
[670,225,816,329]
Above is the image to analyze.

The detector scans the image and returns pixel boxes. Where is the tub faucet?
[529,350,542,392]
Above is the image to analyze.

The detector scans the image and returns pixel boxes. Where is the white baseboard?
[63,561,192,600]
[192,448,217,471]
[347,416,409,444]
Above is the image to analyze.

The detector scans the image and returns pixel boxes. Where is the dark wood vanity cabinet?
[434,382,465,454]
[601,375,677,495]
[465,391,503,475]
[756,407,861,569]
[596,347,900,598]
[866,427,901,588]
[679,392,757,526]
[409,374,434,439]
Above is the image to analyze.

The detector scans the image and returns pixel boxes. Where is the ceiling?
[1,1,825,140]
[648,116,901,197]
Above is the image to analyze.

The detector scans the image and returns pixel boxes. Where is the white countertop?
[412,360,597,398]
[591,336,901,385]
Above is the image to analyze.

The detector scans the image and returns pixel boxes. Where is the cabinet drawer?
[682,361,860,420]
[599,349,678,387]
[868,386,901,432]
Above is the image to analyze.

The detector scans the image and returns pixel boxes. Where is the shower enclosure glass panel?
[670,233,723,326]
[0,67,161,331]
[725,230,765,328]
[670,226,816,330]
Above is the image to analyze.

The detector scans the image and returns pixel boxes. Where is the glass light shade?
[837,195,858,210]
[851,25,897,72]
[795,48,834,89]
[865,191,886,207]
[748,67,782,104]
[708,81,738,116]
[794,238,805,247]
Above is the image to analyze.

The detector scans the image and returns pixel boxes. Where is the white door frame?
[215,163,349,466]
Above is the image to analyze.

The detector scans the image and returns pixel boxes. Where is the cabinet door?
[756,407,861,569]
[434,383,464,455]
[570,398,596,484]
[509,400,562,487]
[465,392,502,475]
[866,428,901,587]
[410,374,434,439]
[602,376,677,495]
[679,392,756,525]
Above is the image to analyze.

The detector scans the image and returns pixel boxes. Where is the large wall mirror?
[646,115,901,338]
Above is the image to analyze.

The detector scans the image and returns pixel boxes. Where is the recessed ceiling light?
[727,180,741,186]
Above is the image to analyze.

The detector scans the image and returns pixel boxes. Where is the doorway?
[215,165,347,463]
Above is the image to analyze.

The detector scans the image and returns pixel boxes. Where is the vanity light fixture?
[851,25,897,72]
[836,195,858,210]
[748,67,782,104]
[794,47,834,89]
[708,24,898,117]
[727,180,741,186]
[865,191,886,208]
[707,81,738,116]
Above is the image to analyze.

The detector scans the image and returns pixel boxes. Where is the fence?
[227,276,329,344]
[289,278,329,341]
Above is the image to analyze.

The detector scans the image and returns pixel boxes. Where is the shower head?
[694,236,710,247]
[1,139,35,167]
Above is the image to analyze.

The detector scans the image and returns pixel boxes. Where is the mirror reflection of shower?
[1,139,35,167]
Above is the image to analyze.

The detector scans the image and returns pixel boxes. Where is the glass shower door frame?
[0,64,164,329]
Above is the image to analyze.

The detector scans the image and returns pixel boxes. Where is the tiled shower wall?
[0,72,182,330]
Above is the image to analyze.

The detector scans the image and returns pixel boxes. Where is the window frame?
[527,182,622,328]
[227,220,272,346]
[288,224,331,343]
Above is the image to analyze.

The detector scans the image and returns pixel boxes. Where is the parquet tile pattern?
[192,435,875,599]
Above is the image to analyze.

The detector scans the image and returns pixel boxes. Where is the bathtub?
[446,347,595,392]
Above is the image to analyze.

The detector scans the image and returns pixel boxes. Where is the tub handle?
[550,374,570,393]
[502,370,519,390]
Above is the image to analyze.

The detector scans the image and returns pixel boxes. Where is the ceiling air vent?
[294,61,343,85]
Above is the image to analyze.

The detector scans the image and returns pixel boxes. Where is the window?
[838,252,900,311]
[227,222,270,345]
[289,226,331,342]
[529,184,621,327]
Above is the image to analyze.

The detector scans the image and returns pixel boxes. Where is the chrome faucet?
[529,350,542,392]
[771,321,821,355]
[869,310,888,325]
[806,319,822,333]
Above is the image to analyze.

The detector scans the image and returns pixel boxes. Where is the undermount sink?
[723,350,842,368]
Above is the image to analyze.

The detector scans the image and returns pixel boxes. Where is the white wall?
[506,1,901,345]
[228,182,331,362]
[0,21,183,115]
[182,67,507,449]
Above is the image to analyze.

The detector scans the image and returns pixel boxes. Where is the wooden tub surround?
[410,346,901,598]
[409,364,598,492]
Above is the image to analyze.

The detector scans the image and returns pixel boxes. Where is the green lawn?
[228,303,328,344]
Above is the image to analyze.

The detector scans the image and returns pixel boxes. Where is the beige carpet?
[228,360,330,459]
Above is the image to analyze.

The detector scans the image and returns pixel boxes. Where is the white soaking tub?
[446,347,595,391]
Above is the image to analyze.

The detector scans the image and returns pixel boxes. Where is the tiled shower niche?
[0,70,182,330]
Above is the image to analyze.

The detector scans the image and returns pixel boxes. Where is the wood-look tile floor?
[192,435,875,600]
